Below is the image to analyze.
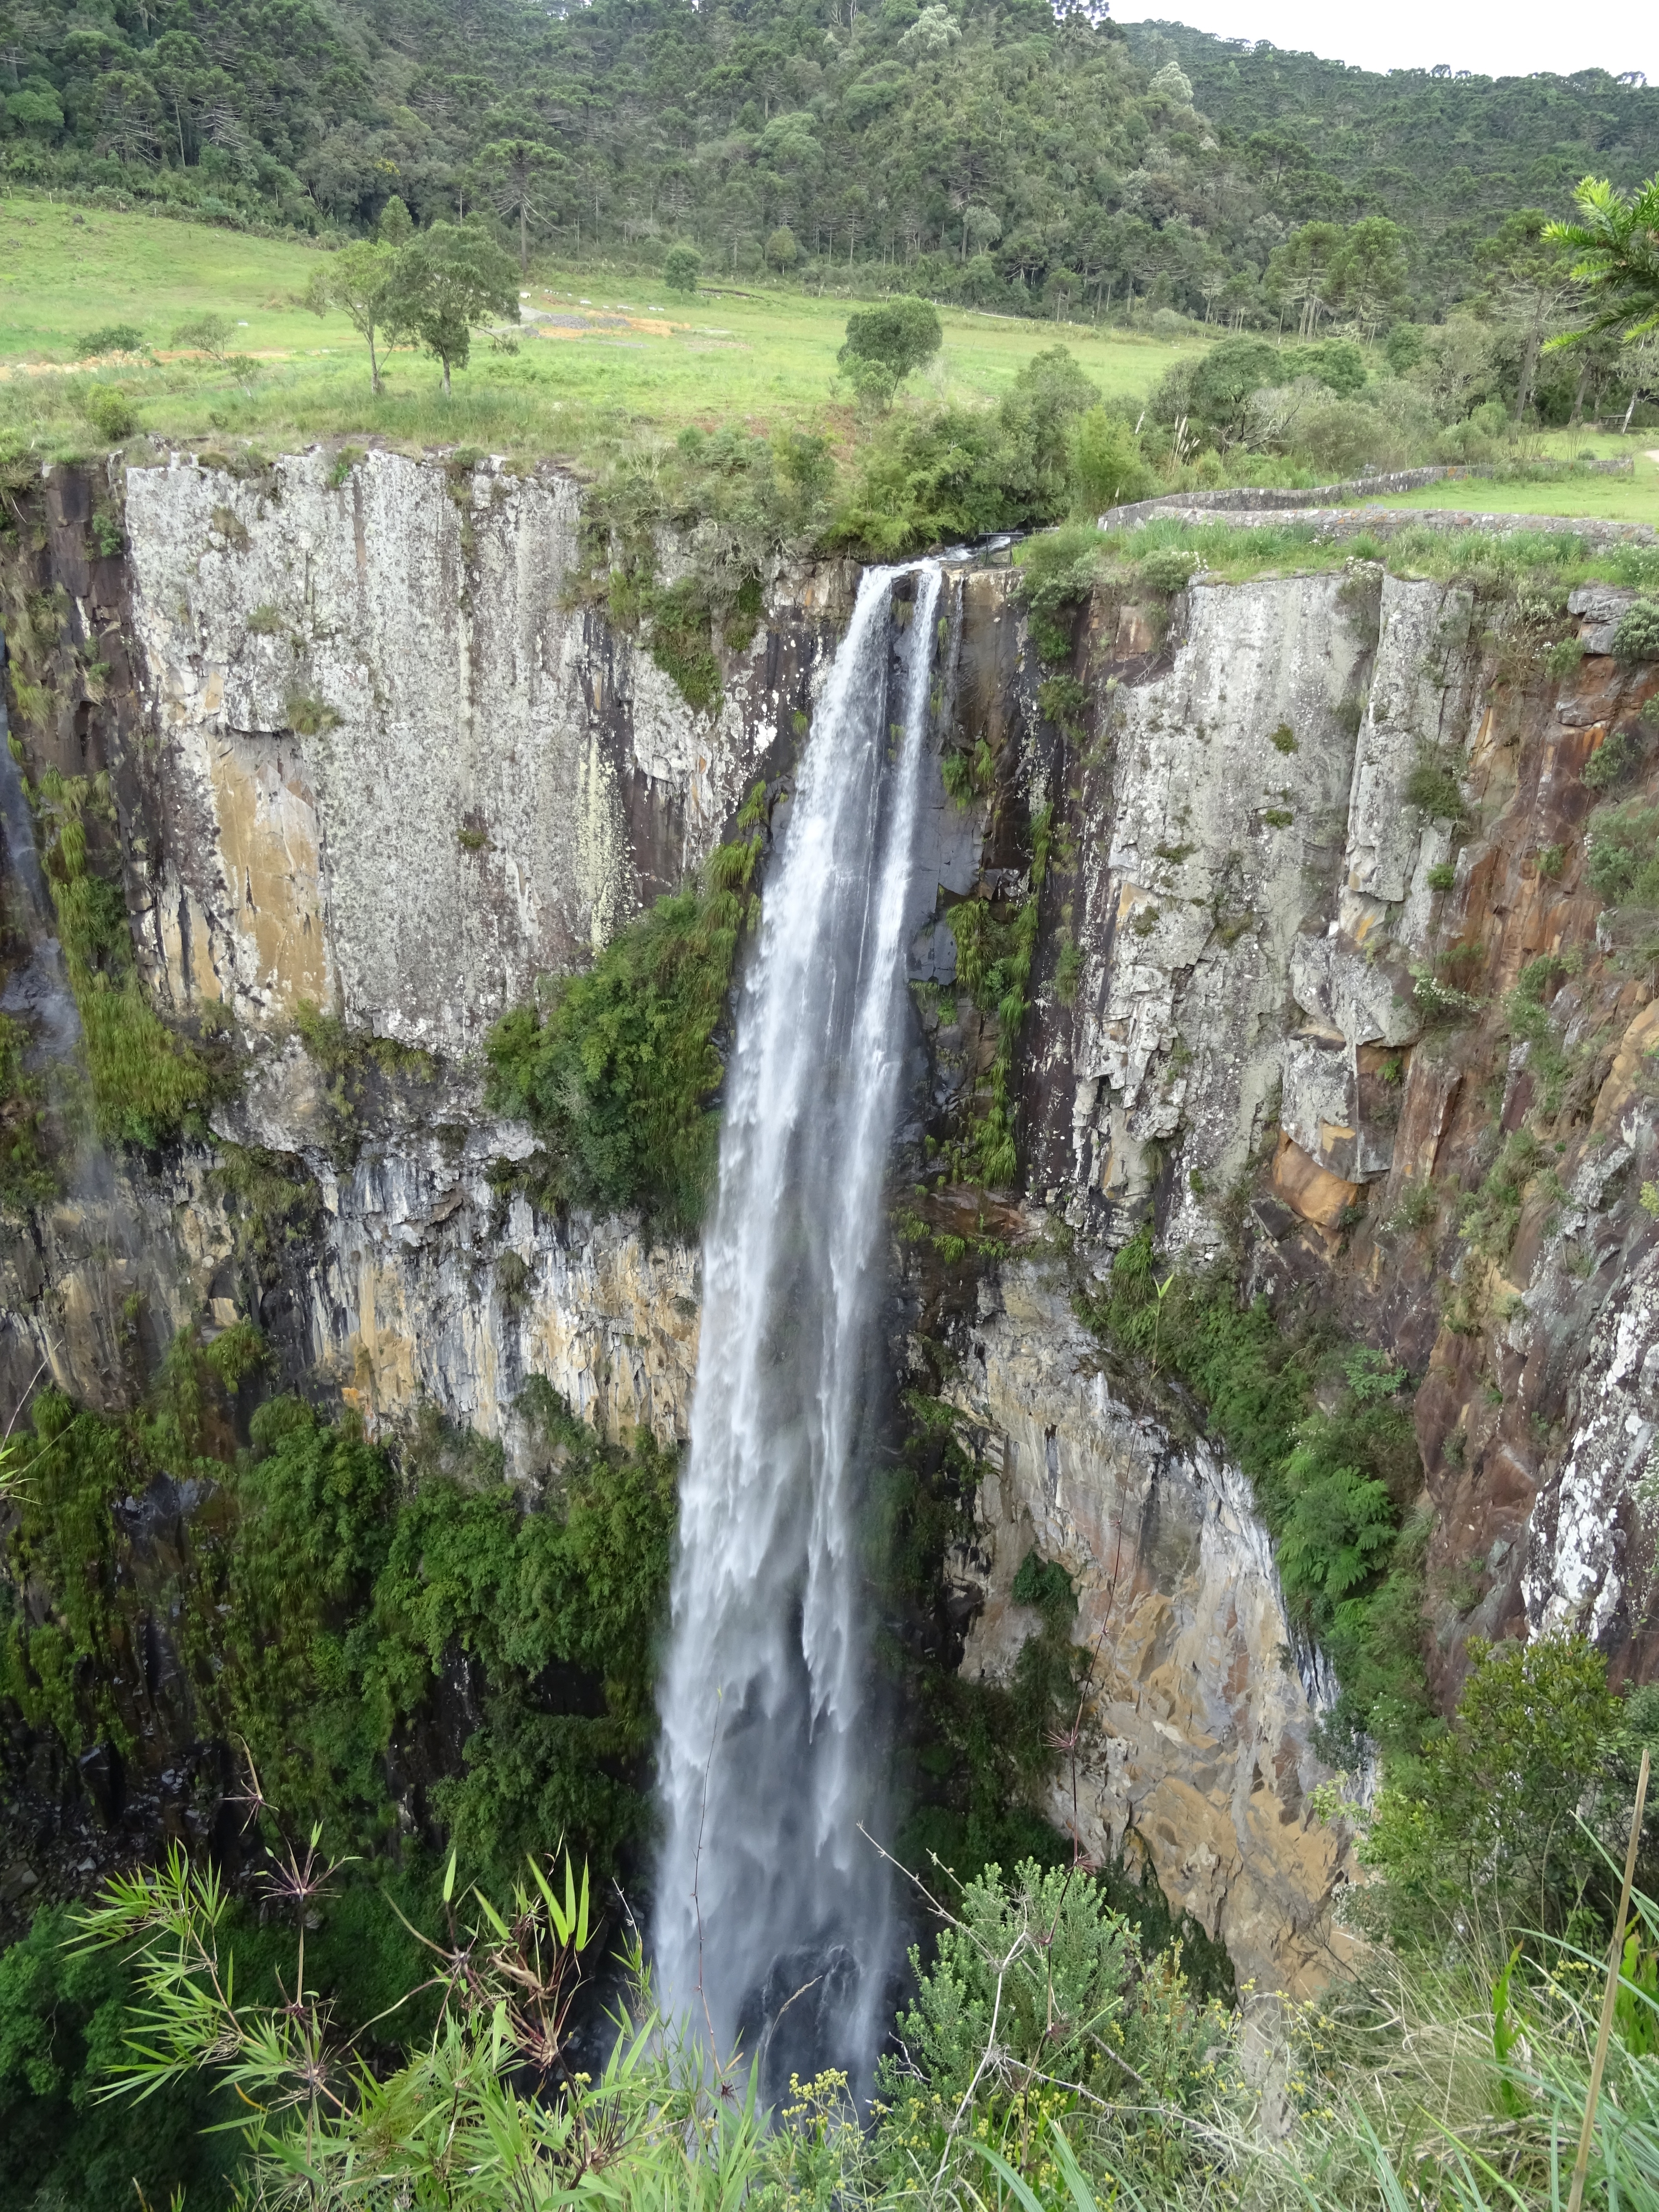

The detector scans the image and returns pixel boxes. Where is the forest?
[3,0,1659,331]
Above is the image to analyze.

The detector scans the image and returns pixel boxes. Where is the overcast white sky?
[1108,1,1659,84]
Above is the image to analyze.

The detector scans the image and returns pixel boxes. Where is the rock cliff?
[4,451,1657,1988]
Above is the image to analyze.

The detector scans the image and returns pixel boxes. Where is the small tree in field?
[169,313,233,364]
[384,223,520,394]
[663,243,701,294]
[839,295,942,381]
[764,225,798,273]
[304,241,407,393]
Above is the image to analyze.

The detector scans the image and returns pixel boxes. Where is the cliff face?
[3,450,848,1444]
[896,549,1657,1982]
[117,449,848,1056]
[942,1263,1347,1997]
[4,453,1657,1991]
[976,553,1658,1700]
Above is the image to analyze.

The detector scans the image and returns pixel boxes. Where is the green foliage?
[877,1857,1232,2190]
[70,1831,624,2212]
[1358,1636,1658,1947]
[640,575,723,713]
[579,426,827,707]
[943,803,1052,1187]
[1036,674,1087,736]
[1137,545,1199,594]
[662,243,701,293]
[1009,1547,1076,1622]
[1583,725,1650,792]
[73,380,137,441]
[0,1907,229,2212]
[1297,335,1370,396]
[378,196,413,248]
[1545,172,1659,348]
[291,997,435,1161]
[2,1364,678,1893]
[1079,1230,1429,1761]
[34,767,215,1147]
[1458,1128,1545,1260]
[839,297,943,387]
[1068,404,1156,516]
[0,1389,134,1750]
[79,323,146,356]
[1612,597,1659,662]
[284,685,339,733]
[1382,326,1424,377]
[1587,800,1659,902]
[358,1399,677,1875]
[827,347,1098,558]
[1412,954,1484,1027]
[303,237,405,390]
[382,221,520,392]
[1185,335,1284,441]
[1018,521,1115,659]
[485,803,764,1234]
[0,1011,55,1215]
[28,1836,1659,2212]
[170,312,233,362]
[1403,747,1469,824]
[4,0,1658,354]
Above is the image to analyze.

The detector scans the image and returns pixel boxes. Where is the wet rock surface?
[5,469,1659,1990]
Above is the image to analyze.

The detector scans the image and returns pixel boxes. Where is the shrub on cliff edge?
[484,787,766,1234]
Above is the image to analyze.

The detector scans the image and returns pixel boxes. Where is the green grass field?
[0,198,1197,469]
[3,198,1654,532]
[1363,437,1659,525]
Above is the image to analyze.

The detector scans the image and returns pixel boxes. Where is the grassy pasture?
[3,199,1654,528]
[0,199,1198,468]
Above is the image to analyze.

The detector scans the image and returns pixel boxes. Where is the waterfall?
[652,559,942,2095]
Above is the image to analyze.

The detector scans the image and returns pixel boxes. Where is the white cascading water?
[653,559,943,2096]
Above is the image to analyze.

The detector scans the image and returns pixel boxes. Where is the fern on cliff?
[1,1344,678,1892]
[1078,1229,1431,1766]
[32,768,218,1149]
[485,789,766,1236]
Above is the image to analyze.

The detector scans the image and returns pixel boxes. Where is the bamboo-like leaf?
[973,2138,1052,2212]
[472,1890,510,1941]
[526,1851,568,1941]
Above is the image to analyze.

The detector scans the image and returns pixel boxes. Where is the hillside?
[4,0,1659,331]
[1125,19,1659,306]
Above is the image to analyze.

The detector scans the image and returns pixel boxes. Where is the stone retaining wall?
[1108,502,1656,550]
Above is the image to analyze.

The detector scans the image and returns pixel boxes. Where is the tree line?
[4,0,1659,338]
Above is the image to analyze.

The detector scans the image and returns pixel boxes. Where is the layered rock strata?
[5,457,1659,1989]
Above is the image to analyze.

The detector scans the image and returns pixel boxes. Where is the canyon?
[2,445,1657,2000]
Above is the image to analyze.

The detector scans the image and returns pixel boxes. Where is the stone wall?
[1100,456,1634,531]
